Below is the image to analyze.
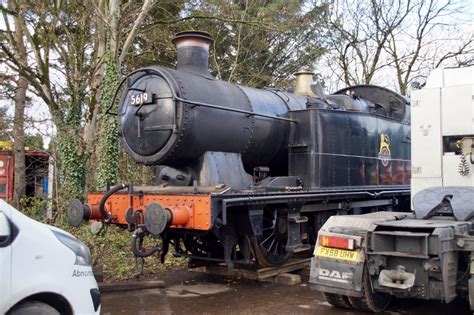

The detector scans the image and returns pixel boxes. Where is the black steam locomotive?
[68,31,411,268]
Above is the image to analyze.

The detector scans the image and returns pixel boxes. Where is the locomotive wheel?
[251,207,292,267]
[348,268,392,312]
[323,292,353,309]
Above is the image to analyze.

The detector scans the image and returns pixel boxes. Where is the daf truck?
[309,66,474,312]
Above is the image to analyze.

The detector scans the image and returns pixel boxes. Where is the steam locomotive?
[68,31,411,268]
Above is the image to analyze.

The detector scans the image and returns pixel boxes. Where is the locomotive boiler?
[68,31,411,268]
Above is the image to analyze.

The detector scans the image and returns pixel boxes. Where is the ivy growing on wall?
[96,57,120,189]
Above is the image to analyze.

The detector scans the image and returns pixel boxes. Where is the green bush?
[19,196,48,222]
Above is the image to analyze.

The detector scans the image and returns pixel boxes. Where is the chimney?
[172,31,214,76]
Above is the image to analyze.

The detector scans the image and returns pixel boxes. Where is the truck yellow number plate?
[316,246,358,262]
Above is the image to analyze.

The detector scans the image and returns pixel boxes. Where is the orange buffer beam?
[87,193,212,231]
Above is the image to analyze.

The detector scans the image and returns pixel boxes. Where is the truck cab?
[0,200,100,314]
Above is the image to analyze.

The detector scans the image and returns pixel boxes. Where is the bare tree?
[322,0,412,88]
[1,1,105,205]
[385,0,474,94]
[3,0,28,207]
[1,0,163,206]
[319,0,473,94]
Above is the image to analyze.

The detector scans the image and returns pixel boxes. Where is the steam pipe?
[99,183,129,222]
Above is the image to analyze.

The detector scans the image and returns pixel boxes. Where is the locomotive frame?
[71,183,409,268]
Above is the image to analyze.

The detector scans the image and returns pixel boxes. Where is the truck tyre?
[323,292,353,309]
[348,269,391,312]
[9,301,60,315]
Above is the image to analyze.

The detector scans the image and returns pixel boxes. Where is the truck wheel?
[348,269,391,312]
[323,292,353,309]
[9,301,60,315]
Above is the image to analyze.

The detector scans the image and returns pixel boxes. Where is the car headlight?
[52,230,92,266]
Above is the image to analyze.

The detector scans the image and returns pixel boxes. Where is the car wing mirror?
[0,212,11,244]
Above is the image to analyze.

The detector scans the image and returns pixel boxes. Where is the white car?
[0,199,100,314]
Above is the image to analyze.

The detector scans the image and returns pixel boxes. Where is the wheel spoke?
[267,238,276,253]
[271,240,280,255]
[261,232,275,245]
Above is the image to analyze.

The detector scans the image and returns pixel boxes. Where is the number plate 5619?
[130,93,149,105]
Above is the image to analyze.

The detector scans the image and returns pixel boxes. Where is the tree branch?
[118,0,155,68]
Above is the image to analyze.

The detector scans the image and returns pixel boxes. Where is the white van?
[0,200,100,314]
